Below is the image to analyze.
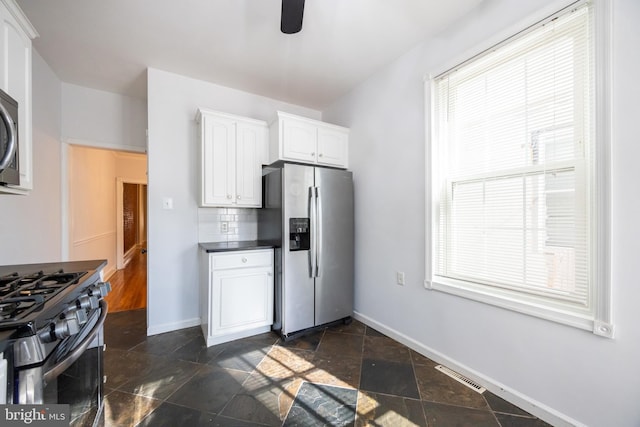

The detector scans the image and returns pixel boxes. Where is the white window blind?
[429,1,611,332]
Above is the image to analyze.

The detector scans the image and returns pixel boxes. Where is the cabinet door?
[202,115,235,206]
[235,122,264,207]
[282,117,317,163]
[317,126,348,167]
[0,6,33,192]
[211,267,274,334]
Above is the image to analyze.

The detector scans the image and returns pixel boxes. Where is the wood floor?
[104,246,147,312]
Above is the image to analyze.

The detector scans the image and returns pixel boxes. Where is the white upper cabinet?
[281,117,316,162]
[197,109,268,208]
[235,121,264,205]
[270,111,349,168]
[317,125,349,167]
[0,0,37,194]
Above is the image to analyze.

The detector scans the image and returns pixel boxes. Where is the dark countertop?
[199,240,279,253]
[0,259,107,277]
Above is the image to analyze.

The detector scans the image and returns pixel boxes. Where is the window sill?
[424,277,614,338]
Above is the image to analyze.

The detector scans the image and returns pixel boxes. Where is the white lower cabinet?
[200,249,274,346]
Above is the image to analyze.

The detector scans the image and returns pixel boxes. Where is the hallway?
[105,247,147,312]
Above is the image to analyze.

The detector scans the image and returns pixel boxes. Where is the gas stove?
[0,260,110,426]
[0,261,108,337]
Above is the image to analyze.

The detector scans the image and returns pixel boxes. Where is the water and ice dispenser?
[289,218,310,251]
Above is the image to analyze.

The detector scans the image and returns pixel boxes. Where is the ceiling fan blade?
[281,0,305,34]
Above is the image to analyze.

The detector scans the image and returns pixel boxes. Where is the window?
[427,1,612,336]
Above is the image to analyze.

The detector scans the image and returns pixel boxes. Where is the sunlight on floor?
[244,344,416,426]
[103,392,159,426]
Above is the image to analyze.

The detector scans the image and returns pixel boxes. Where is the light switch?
[162,197,174,210]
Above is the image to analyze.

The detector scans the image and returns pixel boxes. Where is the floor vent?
[434,365,486,394]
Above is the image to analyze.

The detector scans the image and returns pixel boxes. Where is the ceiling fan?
[281,0,305,34]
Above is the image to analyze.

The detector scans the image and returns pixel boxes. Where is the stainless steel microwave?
[0,88,19,186]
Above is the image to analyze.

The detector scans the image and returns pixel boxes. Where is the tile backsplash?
[198,207,258,242]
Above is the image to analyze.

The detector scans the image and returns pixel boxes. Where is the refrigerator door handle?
[315,186,321,278]
[308,186,316,278]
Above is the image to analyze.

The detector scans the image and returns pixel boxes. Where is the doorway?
[66,145,147,313]
[109,179,148,312]
[116,179,147,269]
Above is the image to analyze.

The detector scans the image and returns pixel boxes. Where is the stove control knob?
[77,294,99,310]
[90,281,112,298]
[54,316,80,339]
[69,307,88,325]
[101,281,112,295]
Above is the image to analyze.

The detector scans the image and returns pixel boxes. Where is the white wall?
[0,50,62,265]
[323,0,640,425]
[62,83,147,152]
[67,146,117,274]
[59,83,147,265]
[146,68,320,335]
[115,152,148,183]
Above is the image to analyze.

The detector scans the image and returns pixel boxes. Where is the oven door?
[17,301,107,427]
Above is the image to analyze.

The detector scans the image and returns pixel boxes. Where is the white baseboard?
[123,246,137,266]
[147,317,201,336]
[353,311,584,427]
[102,265,116,281]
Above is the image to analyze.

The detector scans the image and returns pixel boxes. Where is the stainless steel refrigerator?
[258,162,354,339]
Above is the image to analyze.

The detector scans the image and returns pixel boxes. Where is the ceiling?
[16,0,483,110]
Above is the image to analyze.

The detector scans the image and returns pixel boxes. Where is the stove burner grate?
[0,295,45,321]
[0,270,87,324]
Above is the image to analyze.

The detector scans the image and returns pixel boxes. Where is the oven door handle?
[43,300,108,385]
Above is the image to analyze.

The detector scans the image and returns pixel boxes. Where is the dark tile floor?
[99,309,552,426]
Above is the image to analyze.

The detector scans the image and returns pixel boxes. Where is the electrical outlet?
[220,222,229,233]
[396,271,405,286]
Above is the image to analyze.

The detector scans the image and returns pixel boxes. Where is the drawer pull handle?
[241,257,248,263]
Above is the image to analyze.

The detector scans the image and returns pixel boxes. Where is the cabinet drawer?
[211,249,273,270]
